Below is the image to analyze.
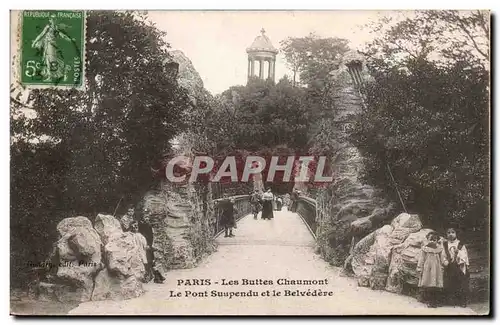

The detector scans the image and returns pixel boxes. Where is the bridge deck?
[69,209,475,315]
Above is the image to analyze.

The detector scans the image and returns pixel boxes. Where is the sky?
[146,11,389,95]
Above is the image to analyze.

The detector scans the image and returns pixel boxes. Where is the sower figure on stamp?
[443,228,470,307]
[417,231,448,308]
[31,16,74,82]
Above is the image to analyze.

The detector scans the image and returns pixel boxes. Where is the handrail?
[298,195,317,206]
[295,195,318,239]
[210,193,318,240]
[213,194,249,203]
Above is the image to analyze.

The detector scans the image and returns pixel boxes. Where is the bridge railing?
[211,195,252,237]
[295,195,318,238]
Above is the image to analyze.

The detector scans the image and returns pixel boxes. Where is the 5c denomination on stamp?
[20,10,85,88]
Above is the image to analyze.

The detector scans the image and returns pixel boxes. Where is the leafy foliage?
[11,11,190,287]
[363,10,489,72]
[350,11,490,232]
[280,33,350,87]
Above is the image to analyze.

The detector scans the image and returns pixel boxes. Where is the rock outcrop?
[94,214,122,245]
[92,269,144,301]
[347,213,424,291]
[169,50,210,105]
[40,217,103,302]
[386,228,433,293]
[137,182,216,275]
[94,215,147,300]
[38,215,148,302]
[104,232,146,281]
[312,51,396,266]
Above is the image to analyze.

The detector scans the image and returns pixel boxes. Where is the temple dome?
[246,28,278,54]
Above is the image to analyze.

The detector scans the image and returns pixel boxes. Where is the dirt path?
[69,209,476,315]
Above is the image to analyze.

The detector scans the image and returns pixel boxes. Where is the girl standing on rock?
[417,231,449,308]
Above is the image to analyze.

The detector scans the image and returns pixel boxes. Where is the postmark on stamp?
[20,10,85,88]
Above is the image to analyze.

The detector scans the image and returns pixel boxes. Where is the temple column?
[259,59,264,79]
[248,59,251,78]
[267,59,271,80]
[269,59,275,81]
[250,59,255,77]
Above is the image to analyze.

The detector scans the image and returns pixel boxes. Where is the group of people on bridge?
[217,188,294,238]
[250,189,286,220]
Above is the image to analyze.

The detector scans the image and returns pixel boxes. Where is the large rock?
[389,213,422,244]
[56,216,93,236]
[350,204,396,236]
[92,269,144,301]
[105,232,146,280]
[37,281,95,303]
[351,225,393,288]
[386,228,433,293]
[51,217,103,302]
[137,184,215,274]
[94,214,123,245]
[120,213,134,232]
[349,213,423,290]
[37,282,60,302]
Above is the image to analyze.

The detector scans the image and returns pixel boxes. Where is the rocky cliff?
[136,180,216,275]
[169,50,211,105]
[136,50,217,274]
[313,51,395,266]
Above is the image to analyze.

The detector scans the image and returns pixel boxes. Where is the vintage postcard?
[10,10,490,316]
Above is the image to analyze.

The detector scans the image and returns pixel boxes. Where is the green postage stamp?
[19,10,85,88]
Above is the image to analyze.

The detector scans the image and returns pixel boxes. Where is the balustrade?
[295,195,318,238]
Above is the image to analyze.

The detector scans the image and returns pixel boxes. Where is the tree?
[280,33,350,87]
[362,10,489,72]
[350,11,490,233]
[10,11,190,287]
